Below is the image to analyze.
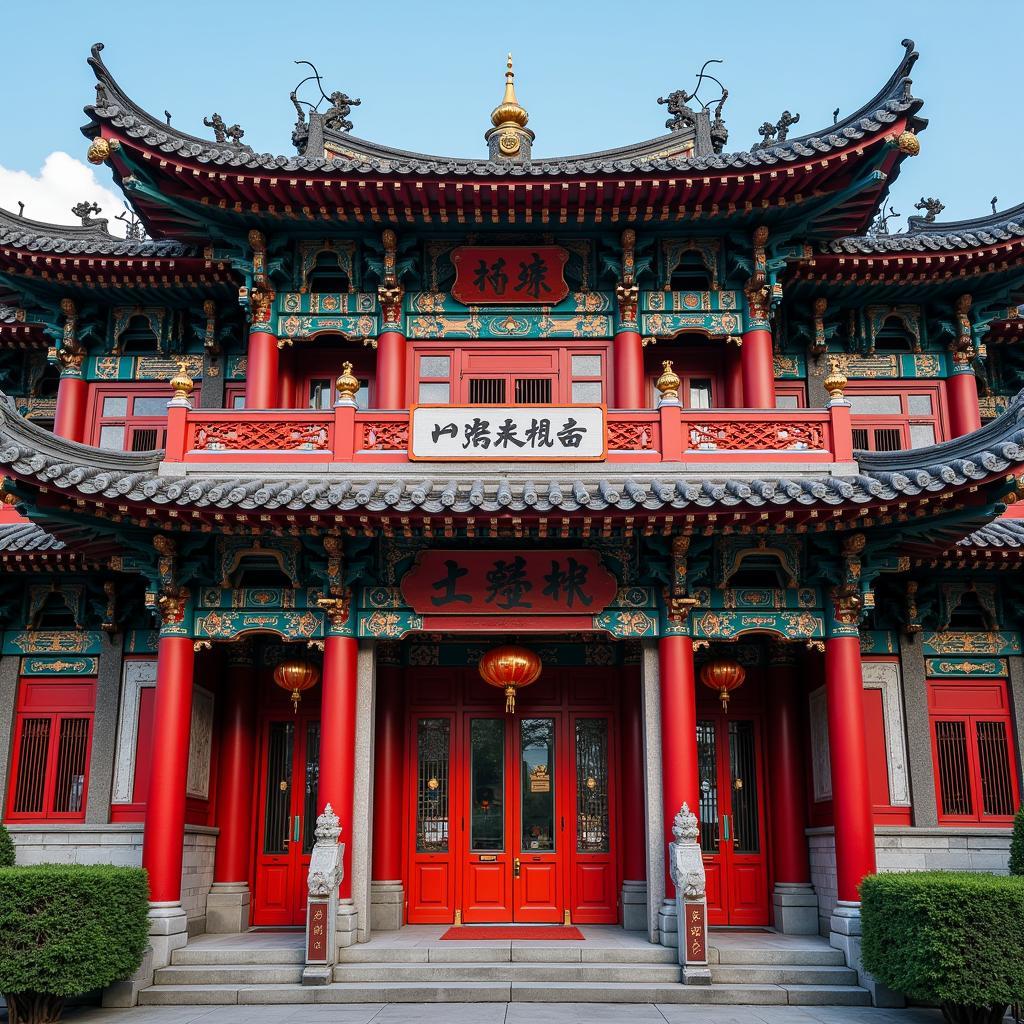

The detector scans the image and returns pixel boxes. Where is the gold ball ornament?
[335,361,360,403]
[823,367,848,402]
[655,360,681,402]
[87,138,120,165]
[896,131,920,156]
[169,361,195,403]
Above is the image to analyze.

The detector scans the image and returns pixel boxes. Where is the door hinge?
[563,909,572,926]
[454,908,462,926]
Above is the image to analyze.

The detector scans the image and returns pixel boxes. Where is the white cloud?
[0,152,130,237]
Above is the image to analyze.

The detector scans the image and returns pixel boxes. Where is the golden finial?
[896,130,920,156]
[655,360,681,405]
[491,53,529,130]
[169,360,195,405]
[823,362,848,403]
[335,361,360,405]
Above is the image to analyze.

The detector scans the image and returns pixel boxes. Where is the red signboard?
[306,900,329,963]
[401,550,616,615]
[684,902,707,963]
[451,246,569,305]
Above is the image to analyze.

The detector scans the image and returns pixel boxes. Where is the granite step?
[333,961,681,983]
[335,943,677,964]
[154,964,306,986]
[172,946,304,966]
[710,963,859,986]
[713,944,848,967]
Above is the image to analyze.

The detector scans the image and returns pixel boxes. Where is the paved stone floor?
[1,1004,946,1024]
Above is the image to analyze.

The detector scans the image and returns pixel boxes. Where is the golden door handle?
[513,858,521,878]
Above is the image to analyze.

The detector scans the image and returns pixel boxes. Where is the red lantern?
[273,659,320,713]
[700,659,746,712]
[478,645,542,714]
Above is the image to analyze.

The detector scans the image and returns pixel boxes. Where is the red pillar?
[245,330,279,409]
[54,374,88,442]
[320,635,359,898]
[142,636,195,904]
[372,668,404,882]
[613,329,646,408]
[947,368,982,437]
[376,331,407,409]
[725,342,744,408]
[766,661,811,885]
[213,651,257,885]
[277,346,295,409]
[659,634,699,895]
[825,636,877,902]
[620,669,646,883]
[741,327,776,408]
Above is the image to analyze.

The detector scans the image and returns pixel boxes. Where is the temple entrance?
[252,714,321,925]
[697,714,769,926]
[406,668,619,925]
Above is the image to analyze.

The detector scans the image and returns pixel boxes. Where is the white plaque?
[410,405,606,461]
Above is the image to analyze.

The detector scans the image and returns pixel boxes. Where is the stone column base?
[773,882,819,935]
[621,879,648,932]
[206,882,251,934]
[370,880,404,931]
[146,901,188,969]
[336,900,359,949]
[658,897,678,948]
[102,946,154,1007]
[830,899,904,1008]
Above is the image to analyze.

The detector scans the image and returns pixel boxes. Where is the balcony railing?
[165,404,854,466]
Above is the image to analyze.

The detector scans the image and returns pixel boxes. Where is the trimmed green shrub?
[0,865,149,1024]
[861,871,1024,1024]
[1010,806,1024,876]
[0,824,14,868]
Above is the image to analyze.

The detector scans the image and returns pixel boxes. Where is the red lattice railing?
[607,418,657,451]
[684,417,826,452]
[192,419,332,452]
[361,420,410,451]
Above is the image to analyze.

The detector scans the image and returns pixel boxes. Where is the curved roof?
[0,391,1020,525]
[959,517,1024,549]
[0,521,64,552]
[0,204,192,258]
[826,201,1024,255]
[82,40,924,180]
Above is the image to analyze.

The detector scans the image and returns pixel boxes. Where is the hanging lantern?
[478,645,542,714]
[273,659,320,713]
[700,659,746,712]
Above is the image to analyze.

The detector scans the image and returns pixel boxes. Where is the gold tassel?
[505,685,516,714]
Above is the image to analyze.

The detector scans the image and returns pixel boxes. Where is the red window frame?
[87,383,171,452]
[774,383,807,409]
[927,678,1020,825]
[846,382,948,451]
[224,383,246,410]
[6,677,96,823]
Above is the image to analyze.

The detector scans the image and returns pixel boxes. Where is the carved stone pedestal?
[206,882,251,933]
[621,880,648,932]
[146,902,188,969]
[302,804,344,985]
[772,882,818,935]
[336,901,359,949]
[669,803,711,985]
[658,898,678,948]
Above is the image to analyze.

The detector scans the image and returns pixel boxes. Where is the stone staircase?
[139,929,871,1005]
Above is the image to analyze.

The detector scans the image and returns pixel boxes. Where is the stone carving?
[668,803,705,899]
[307,803,344,897]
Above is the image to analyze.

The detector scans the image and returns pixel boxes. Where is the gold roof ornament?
[485,54,535,160]
[169,360,195,407]
[335,361,360,406]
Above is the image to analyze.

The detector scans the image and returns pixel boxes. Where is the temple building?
[0,38,1021,1004]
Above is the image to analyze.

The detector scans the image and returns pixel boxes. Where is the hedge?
[0,865,149,1023]
[0,825,13,868]
[1010,807,1024,876]
[861,871,1024,1024]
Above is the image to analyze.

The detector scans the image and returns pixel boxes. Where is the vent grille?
[514,378,552,404]
[468,378,506,404]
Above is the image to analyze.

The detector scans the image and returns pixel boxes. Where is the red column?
[947,368,982,437]
[142,636,195,904]
[213,651,257,885]
[320,635,359,898]
[825,636,877,901]
[371,668,404,882]
[659,635,699,895]
[54,374,88,442]
[620,669,646,883]
[724,342,744,408]
[741,328,776,408]
[245,330,279,409]
[376,331,407,409]
[766,661,811,885]
[277,346,295,409]
[613,329,646,409]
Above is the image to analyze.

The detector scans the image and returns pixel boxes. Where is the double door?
[697,715,769,926]
[408,708,617,924]
[253,716,321,925]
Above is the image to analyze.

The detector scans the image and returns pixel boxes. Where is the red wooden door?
[252,715,321,926]
[513,715,562,922]
[698,715,769,926]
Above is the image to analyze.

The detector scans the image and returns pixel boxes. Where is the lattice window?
[686,420,825,452]
[192,420,331,452]
[607,420,655,451]
[361,420,409,451]
[416,719,450,853]
[7,679,95,821]
[575,718,609,853]
[90,387,170,452]
[848,387,944,450]
[930,680,1019,824]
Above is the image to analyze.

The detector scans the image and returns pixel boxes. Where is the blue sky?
[1,0,1020,233]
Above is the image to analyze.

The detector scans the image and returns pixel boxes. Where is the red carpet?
[440,925,584,940]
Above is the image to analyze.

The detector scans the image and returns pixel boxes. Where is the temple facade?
[0,38,1022,1003]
